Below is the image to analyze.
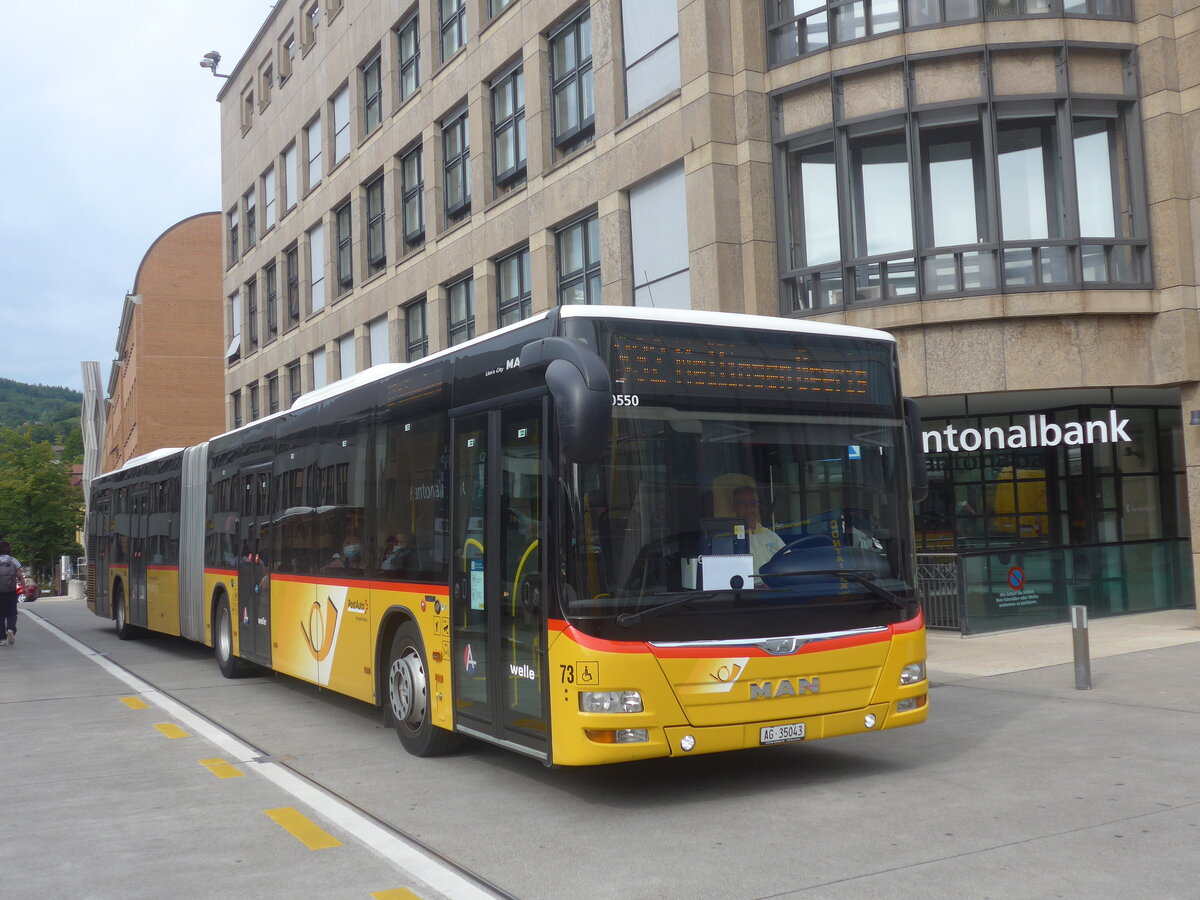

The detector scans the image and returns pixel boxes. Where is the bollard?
[1070,605,1092,690]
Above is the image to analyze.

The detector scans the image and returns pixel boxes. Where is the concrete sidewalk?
[926,606,1200,681]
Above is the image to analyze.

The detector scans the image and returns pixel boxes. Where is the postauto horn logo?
[301,597,338,662]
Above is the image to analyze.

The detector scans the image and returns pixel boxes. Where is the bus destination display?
[608,332,874,401]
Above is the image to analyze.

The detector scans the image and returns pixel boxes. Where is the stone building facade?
[218,0,1200,626]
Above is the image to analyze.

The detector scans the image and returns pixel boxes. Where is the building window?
[303,2,320,51]
[557,214,601,305]
[443,110,471,222]
[260,63,273,108]
[227,291,242,361]
[227,208,239,262]
[283,143,298,210]
[397,12,421,102]
[285,245,301,328]
[245,187,257,248]
[630,165,690,308]
[231,392,243,429]
[249,384,260,421]
[241,89,254,132]
[309,222,326,313]
[550,11,594,155]
[339,332,356,379]
[401,144,425,247]
[768,0,1132,66]
[440,0,467,63]
[263,166,277,231]
[333,85,351,164]
[621,0,680,116]
[268,374,280,414]
[335,201,353,292]
[362,53,383,135]
[366,175,386,274]
[311,346,327,389]
[279,30,296,82]
[490,0,515,18]
[446,277,475,346]
[306,116,323,190]
[778,51,1149,310]
[288,359,302,403]
[406,298,428,361]
[246,277,259,351]
[265,263,279,339]
[492,66,526,188]
[368,315,389,365]
[497,247,531,326]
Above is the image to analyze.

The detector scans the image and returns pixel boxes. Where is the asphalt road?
[3,597,1199,899]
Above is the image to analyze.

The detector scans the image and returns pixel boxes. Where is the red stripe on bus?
[268,572,449,595]
[551,613,919,658]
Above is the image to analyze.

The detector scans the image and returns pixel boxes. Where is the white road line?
[27,610,495,900]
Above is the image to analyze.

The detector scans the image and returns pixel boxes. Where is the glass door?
[450,401,547,756]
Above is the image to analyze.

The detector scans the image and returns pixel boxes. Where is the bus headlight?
[899,662,926,685]
[579,690,644,713]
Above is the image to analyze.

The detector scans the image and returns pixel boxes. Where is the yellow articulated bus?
[86,307,929,765]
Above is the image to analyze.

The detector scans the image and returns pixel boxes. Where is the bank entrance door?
[450,400,548,759]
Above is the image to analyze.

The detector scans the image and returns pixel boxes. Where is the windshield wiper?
[767,569,907,609]
[616,592,721,627]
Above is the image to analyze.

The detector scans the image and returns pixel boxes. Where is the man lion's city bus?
[87,307,929,766]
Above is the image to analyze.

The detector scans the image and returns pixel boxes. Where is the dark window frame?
[401,144,426,247]
[491,65,526,188]
[397,11,421,102]
[362,52,383,135]
[549,11,594,154]
[442,109,471,222]
[335,200,353,292]
[366,174,387,273]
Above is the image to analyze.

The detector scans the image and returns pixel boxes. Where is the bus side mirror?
[905,397,928,503]
[520,337,612,463]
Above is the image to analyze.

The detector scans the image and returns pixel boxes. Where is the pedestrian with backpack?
[0,540,22,646]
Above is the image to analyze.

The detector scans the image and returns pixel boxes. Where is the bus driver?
[731,485,784,572]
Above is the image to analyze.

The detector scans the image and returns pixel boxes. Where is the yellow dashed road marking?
[199,758,244,779]
[153,722,189,739]
[372,889,424,899]
[265,807,343,850]
[120,696,149,710]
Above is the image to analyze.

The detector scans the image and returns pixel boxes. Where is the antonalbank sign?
[923,410,1133,454]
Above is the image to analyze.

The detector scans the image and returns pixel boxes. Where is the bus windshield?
[559,321,916,640]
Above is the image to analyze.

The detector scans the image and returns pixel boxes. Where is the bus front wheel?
[386,623,460,757]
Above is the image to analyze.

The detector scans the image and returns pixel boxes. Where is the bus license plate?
[760,722,806,745]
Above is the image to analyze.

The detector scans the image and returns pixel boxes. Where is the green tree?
[0,427,82,578]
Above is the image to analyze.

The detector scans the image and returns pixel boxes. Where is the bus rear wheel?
[114,583,136,641]
[386,623,460,757]
[214,595,253,678]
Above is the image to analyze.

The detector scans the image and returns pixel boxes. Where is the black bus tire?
[214,594,254,678]
[386,623,461,757]
[114,583,137,641]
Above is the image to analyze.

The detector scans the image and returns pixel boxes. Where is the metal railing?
[917,552,962,631]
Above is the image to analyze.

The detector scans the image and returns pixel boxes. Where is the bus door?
[450,400,547,757]
[237,462,273,665]
[129,489,149,627]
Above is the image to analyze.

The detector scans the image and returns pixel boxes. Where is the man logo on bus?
[301,597,338,662]
[1008,567,1025,591]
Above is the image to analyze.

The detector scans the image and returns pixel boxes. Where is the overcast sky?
[0,2,273,393]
